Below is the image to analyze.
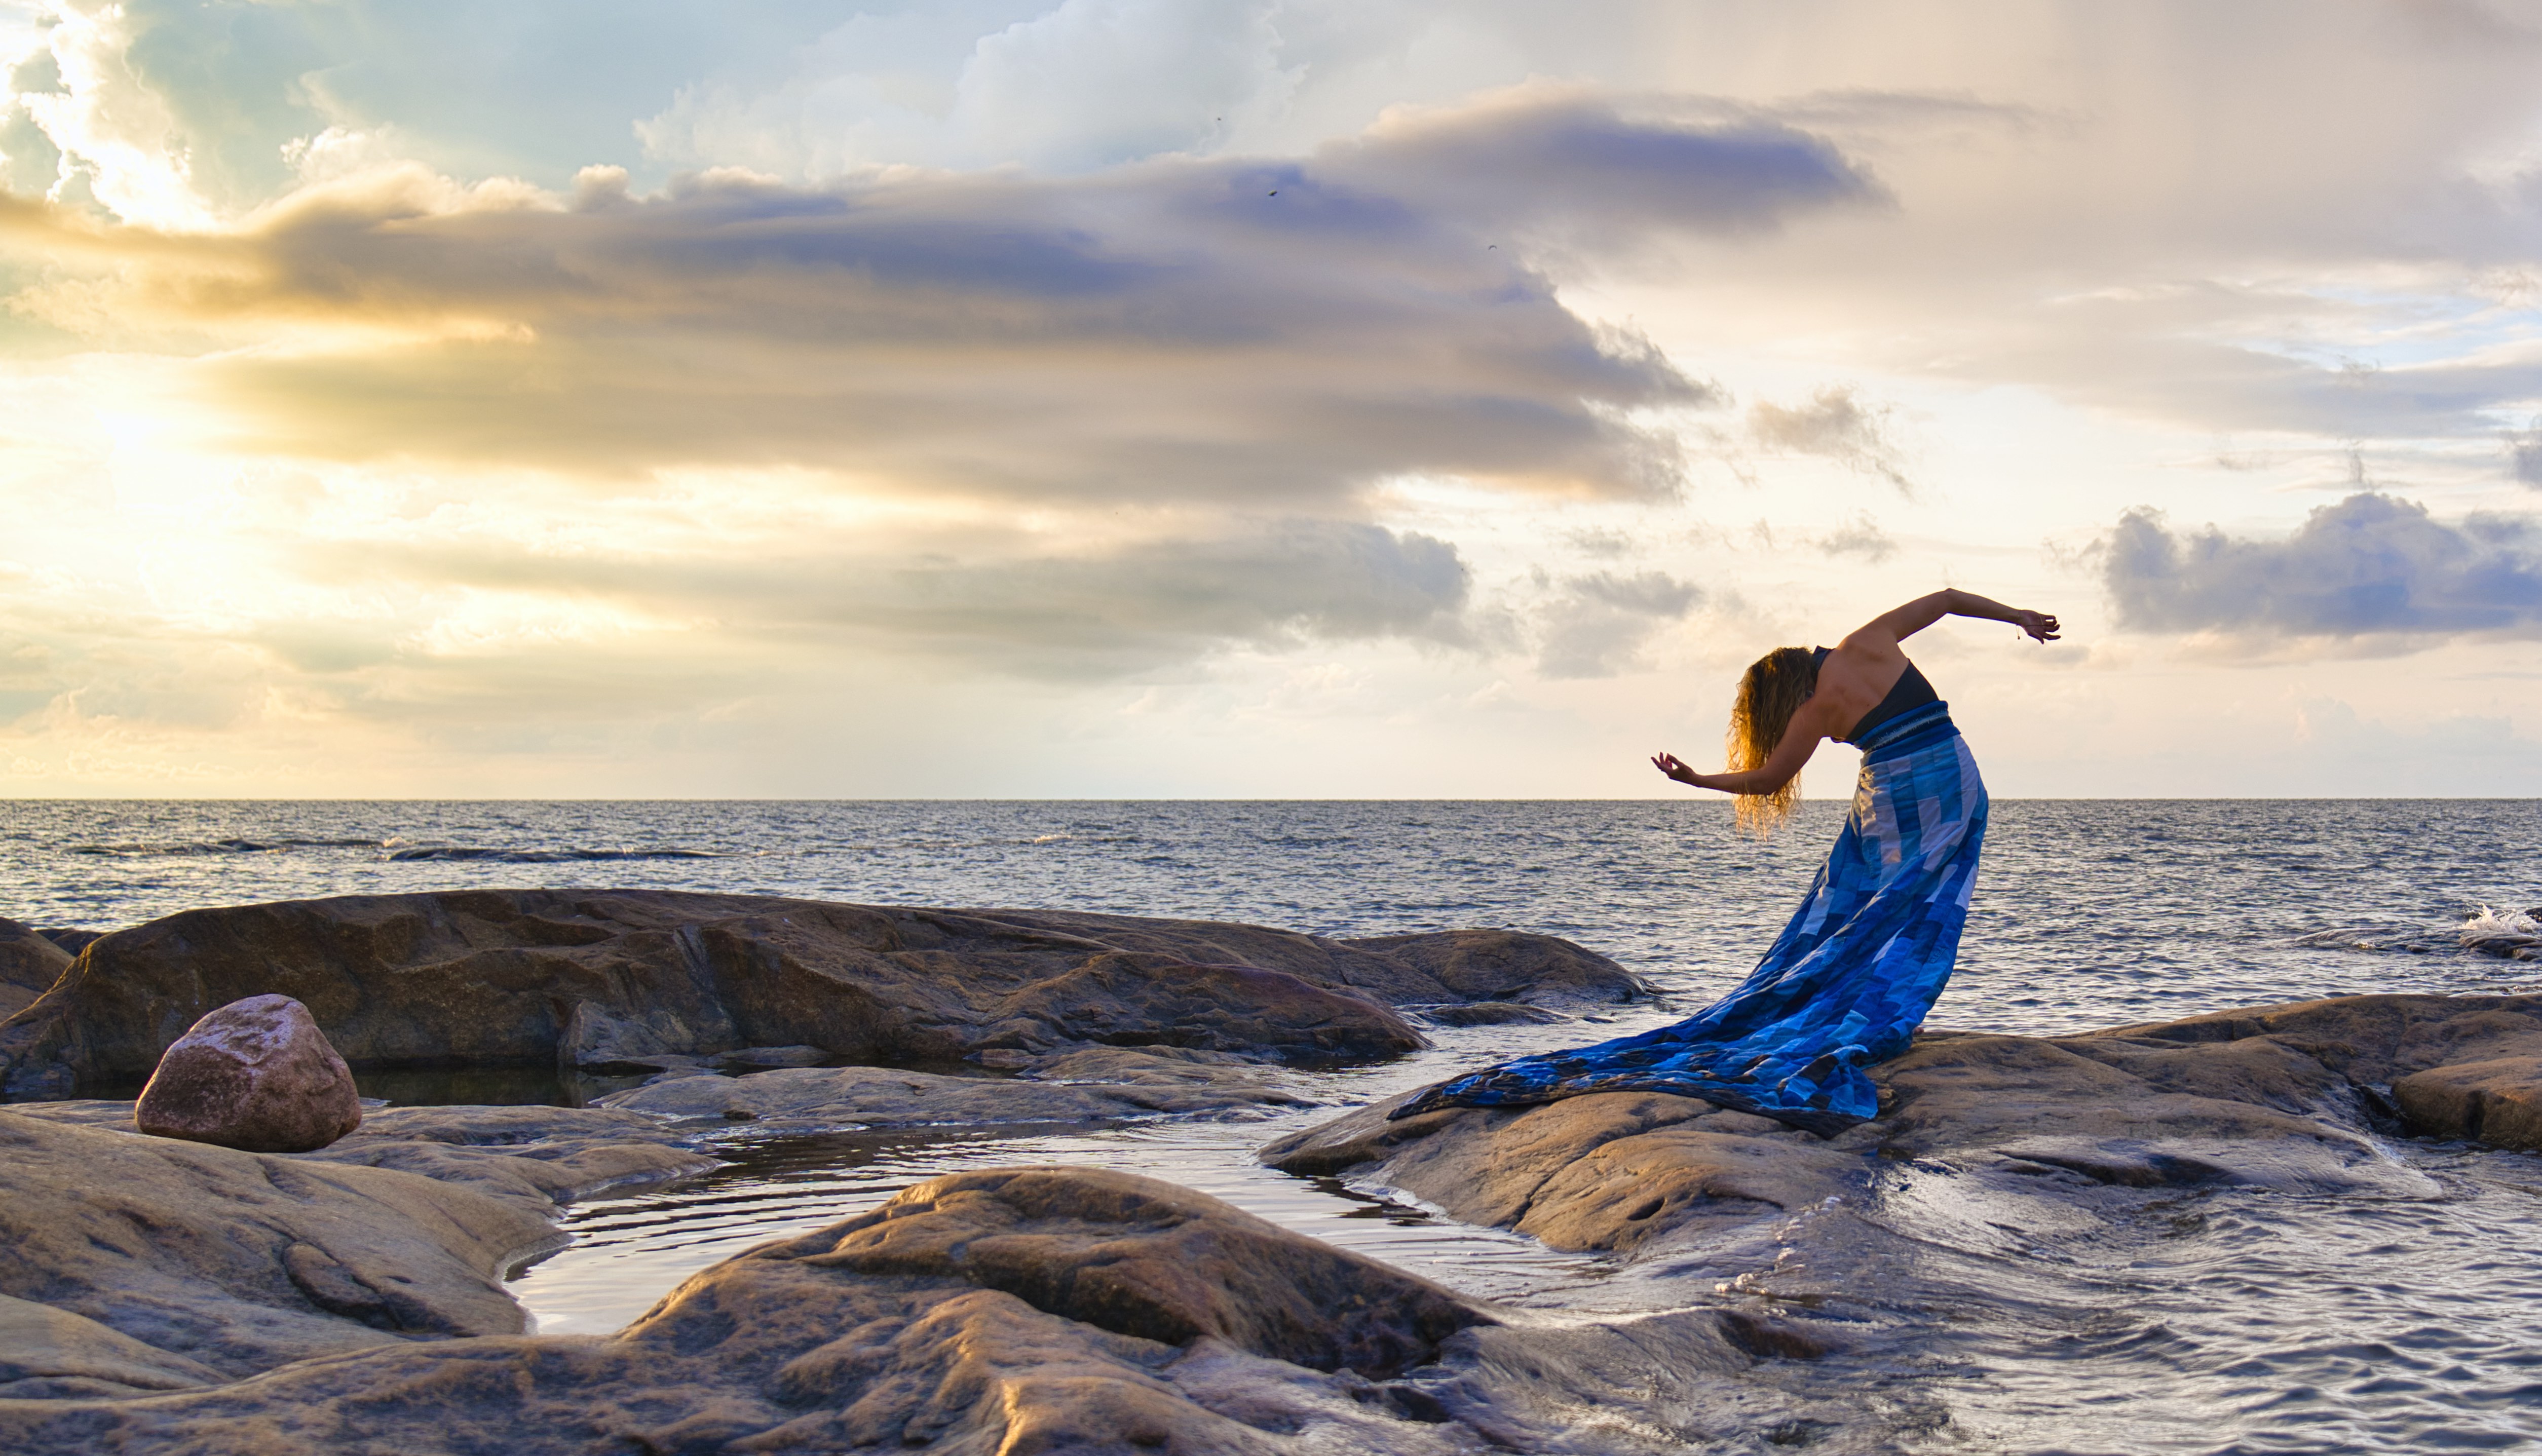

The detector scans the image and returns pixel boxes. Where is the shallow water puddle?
[504,1058,2542,1450]
[512,1107,1620,1336]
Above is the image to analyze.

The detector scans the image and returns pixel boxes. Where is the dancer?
[1397,588,2060,1134]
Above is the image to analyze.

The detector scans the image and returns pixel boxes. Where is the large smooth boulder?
[778,1168,1489,1379]
[0,1167,1503,1454]
[132,994,363,1154]
[0,917,70,1022]
[0,891,1641,1095]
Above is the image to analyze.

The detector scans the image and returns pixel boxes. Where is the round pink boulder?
[134,994,363,1153]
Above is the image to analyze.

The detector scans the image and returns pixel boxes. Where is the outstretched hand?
[2014,609,2061,643]
[1652,752,1704,788]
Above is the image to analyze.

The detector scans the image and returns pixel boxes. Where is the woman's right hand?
[1652,752,1705,788]
[2013,609,2061,643]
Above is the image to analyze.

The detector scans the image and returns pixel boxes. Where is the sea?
[5,798,2540,1454]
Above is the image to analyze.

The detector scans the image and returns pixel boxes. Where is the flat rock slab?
[2083,991,2542,1153]
[0,1293,229,1401]
[2392,1056,2542,1152]
[1269,992,2542,1258]
[0,1111,559,1383]
[598,1052,1315,1134]
[0,891,1643,1096]
[0,1167,1507,1455]
[1266,1090,1864,1255]
[299,1104,723,1206]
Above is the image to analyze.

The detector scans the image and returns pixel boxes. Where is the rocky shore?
[0,889,1642,1098]
[0,893,2537,1452]
[1263,991,2542,1256]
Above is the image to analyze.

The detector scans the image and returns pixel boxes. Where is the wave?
[69,837,384,857]
[2459,906,2542,962]
[383,846,724,863]
[2288,905,2542,962]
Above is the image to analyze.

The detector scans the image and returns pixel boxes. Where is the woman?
[1396,588,2060,1134]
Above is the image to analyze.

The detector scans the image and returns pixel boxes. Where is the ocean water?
[6,798,2541,1453]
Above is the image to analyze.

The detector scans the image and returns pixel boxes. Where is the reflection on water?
[514,1101,2542,1452]
[515,1061,1624,1336]
[353,1065,650,1108]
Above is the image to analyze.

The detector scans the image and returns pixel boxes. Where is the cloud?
[0,91,1875,510]
[1535,568,1699,678]
[2,0,805,210]
[1815,512,1894,562]
[336,517,1476,681]
[0,512,1477,780]
[1332,88,1872,243]
[2101,492,2542,642]
[1746,386,1912,493]
[2509,416,2542,487]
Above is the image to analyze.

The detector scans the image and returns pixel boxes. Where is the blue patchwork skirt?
[1395,700,1986,1135]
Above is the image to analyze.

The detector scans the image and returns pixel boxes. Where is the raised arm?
[1853,588,2059,649]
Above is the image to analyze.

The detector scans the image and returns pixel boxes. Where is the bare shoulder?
[1829,626,1907,671]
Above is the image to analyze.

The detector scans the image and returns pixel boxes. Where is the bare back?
[1808,633,1913,742]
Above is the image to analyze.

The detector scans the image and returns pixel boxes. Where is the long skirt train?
[1395,700,1987,1135]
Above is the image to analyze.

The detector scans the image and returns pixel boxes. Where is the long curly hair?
[1726,647,1818,836]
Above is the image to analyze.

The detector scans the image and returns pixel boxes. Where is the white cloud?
[1535,569,1701,678]
[9,0,213,227]
[1747,386,1912,494]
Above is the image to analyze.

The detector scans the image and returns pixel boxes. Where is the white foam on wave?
[2459,906,2542,961]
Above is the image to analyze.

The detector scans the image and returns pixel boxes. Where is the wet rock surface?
[595,1049,1316,1134]
[0,1167,1514,1455]
[293,1103,723,1206]
[1267,992,2542,1260]
[132,994,363,1154]
[0,891,1641,1095]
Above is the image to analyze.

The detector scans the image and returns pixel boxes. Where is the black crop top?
[1810,646,1939,745]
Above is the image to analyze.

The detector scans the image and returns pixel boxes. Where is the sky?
[1,0,2539,799]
